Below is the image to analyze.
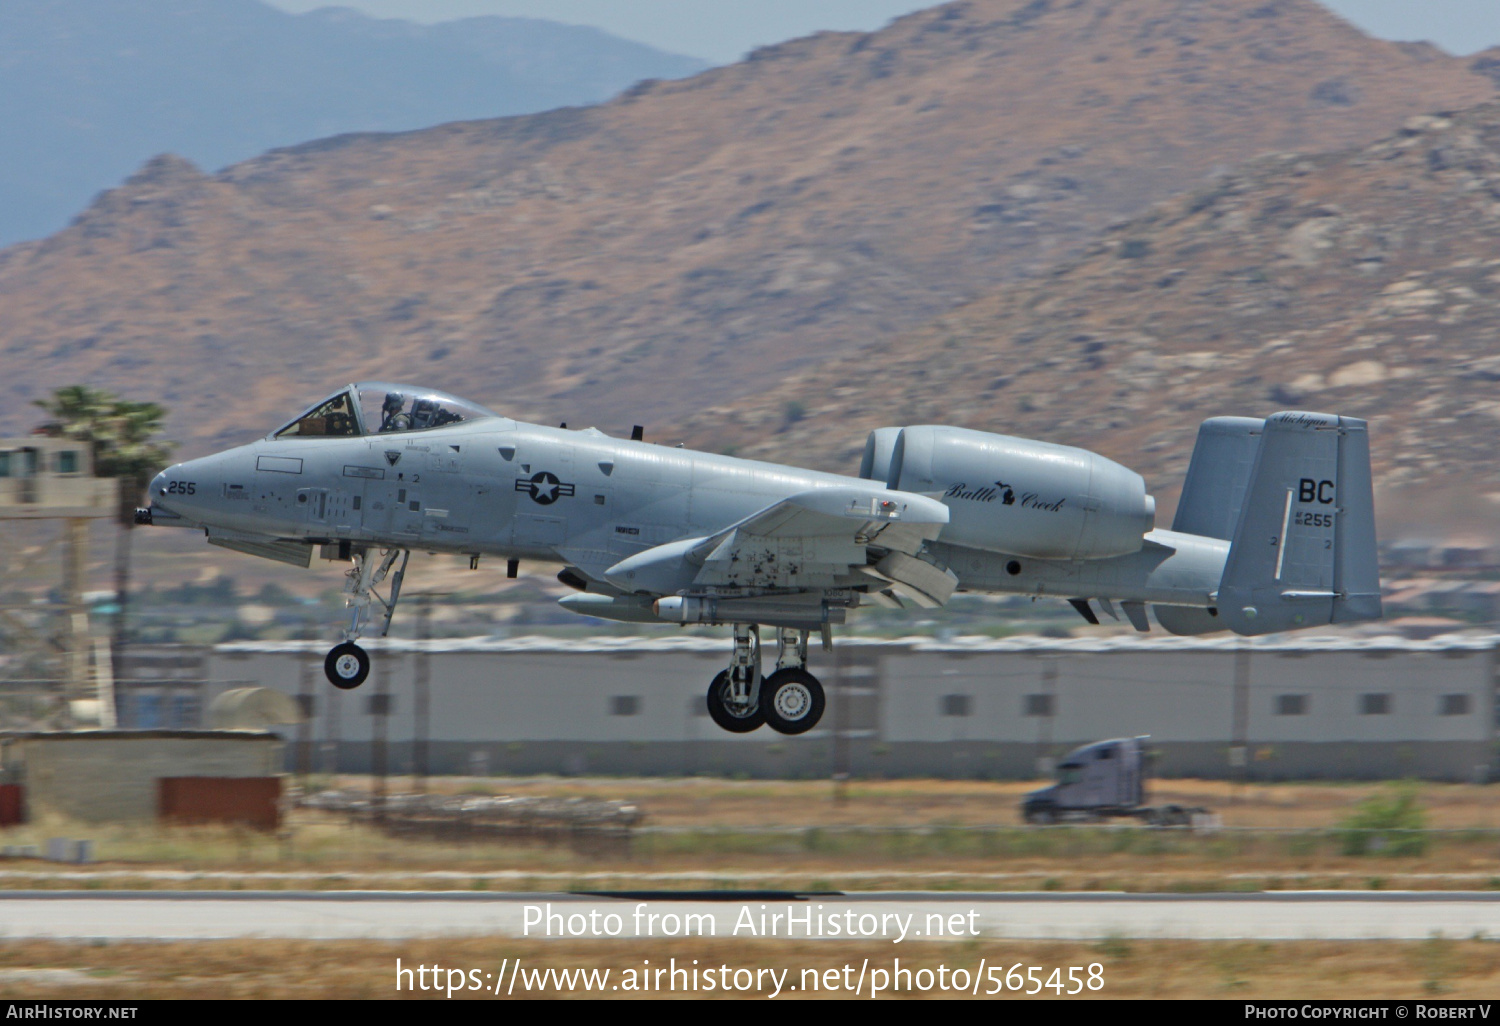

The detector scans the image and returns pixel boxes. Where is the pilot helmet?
[382,392,406,414]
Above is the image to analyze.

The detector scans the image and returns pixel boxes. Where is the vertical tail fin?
[1218,412,1381,636]
[1173,416,1264,541]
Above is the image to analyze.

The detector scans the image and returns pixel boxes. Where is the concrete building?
[3,730,283,823]
[0,437,115,516]
[150,633,1500,782]
[0,435,118,723]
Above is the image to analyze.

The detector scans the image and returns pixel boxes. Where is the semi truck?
[1020,736,1210,827]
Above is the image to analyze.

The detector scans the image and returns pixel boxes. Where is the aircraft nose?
[150,464,186,511]
[151,457,215,510]
[153,448,257,514]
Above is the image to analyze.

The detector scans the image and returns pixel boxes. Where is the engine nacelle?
[883,425,1155,560]
[858,427,903,484]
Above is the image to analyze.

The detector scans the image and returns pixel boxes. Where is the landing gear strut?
[762,627,826,735]
[704,625,827,734]
[321,546,409,689]
[705,624,764,732]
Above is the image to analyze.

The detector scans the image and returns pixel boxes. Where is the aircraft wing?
[688,487,958,607]
[710,488,945,549]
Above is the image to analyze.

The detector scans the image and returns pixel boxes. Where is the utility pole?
[62,519,89,706]
[296,629,313,789]
[831,646,848,805]
[1230,646,1251,803]
[322,670,340,776]
[414,595,432,795]
[1037,659,1058,777]
[372,658,389,823]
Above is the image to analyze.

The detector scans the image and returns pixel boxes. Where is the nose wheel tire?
[706,670,765,733]
[325,642,370,690]
[761,667,825,735]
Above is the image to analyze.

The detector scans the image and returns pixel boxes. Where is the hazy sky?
[265,1,1500,63]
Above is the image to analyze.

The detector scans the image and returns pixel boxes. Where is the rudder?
[1218,412,1381,636]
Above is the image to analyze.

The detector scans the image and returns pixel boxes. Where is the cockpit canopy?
[272,383,498,439]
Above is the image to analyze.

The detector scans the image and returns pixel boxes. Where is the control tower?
[0,436,118,727]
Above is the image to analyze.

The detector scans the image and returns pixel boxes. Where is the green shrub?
[1337,783,1428,856]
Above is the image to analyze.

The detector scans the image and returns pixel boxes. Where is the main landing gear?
[322,546,409,690]
[705,625,826,735]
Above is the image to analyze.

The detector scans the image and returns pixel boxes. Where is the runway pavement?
[1,891,1497,942]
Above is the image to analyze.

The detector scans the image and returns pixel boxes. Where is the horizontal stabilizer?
[1154,604,1227,636]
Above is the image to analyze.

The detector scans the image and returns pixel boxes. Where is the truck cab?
[1022,736,1148,823]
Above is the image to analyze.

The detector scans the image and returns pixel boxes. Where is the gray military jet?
[136,383,1381,735]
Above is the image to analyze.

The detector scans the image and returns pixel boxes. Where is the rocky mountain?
[678,102,1500,532]
[1,0,1496,457]
[0,0,706,244]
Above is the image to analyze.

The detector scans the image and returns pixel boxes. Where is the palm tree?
[33,387,175,682]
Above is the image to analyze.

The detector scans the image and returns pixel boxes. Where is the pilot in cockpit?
[380,392,412,433]
[410,398,462,430]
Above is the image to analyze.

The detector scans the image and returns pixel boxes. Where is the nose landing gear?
[321,546,409,689]
[704,625,827,734]
[325,642,370,690]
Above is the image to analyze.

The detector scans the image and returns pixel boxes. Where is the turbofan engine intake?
[880,425,1155,560]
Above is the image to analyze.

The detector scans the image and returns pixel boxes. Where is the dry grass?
[310,775,1500,830]
[0,937,1496,999]
[6,778,1500,892]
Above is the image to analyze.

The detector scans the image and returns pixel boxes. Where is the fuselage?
[151,415,1227,612]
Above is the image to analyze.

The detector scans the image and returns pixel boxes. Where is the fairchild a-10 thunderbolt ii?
[137,383,1381,735]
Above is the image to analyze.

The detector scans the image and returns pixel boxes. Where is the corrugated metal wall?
[197,636,1499,780]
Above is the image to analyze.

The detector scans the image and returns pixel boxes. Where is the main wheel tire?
[706,670,764,733]
[761,667,826,735]
[325,642,370,690]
